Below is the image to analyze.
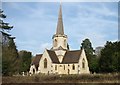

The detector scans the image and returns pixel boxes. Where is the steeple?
[56,2,64,35]
[52,2,68,51]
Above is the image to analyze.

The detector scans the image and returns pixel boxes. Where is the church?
[29,3,90,75]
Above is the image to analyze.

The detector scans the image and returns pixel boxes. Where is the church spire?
[56,2,64,35]
[52,1,68,50]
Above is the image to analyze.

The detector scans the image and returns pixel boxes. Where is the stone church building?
[29,4,90,75]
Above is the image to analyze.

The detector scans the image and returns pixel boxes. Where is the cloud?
[2,2,118,55]
[64,2,118,49]
[80,5,117,20]
[16,39,52,55]
[40,43,52,51]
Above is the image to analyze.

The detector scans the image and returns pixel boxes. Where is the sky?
[2,2,118,55]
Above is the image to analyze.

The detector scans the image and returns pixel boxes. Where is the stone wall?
[38,50,52,74]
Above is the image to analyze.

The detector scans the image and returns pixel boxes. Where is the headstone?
[22,72,25,76]
[30,73,31,76]
[27,72,28,76]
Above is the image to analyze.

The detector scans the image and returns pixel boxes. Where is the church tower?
[52,3,68,62]
[52,3,68,50]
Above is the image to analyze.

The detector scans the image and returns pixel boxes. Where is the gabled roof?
[32,50,82,64]
[46,50,60,63]
[62,50,82,64]
[47,49,82,64]
[32,54,42,68]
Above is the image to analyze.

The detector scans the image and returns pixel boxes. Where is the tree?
[117,41,120,71]
[19,50,32,73]
[0,9,13,31]
[2,38,19,76]
[1,9,19,76]
[99,41,120,73]
[81,38,98,73]
[90,55,99,73]
[81,39,94,55]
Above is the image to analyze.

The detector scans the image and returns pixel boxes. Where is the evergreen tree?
[81,39,94,55]
[1,9,20,76]
[19,50,32,73]
[0,9,13,31]
[117,41,120,71]
[2,38,19,76]
[99,41,120,73]
[81,38,98,73]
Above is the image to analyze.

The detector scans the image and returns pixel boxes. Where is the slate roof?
[47,50,60,63]
[32,54,42,68]
[32,50,82,65]
[62,50,82,64]
[47,49,82,64]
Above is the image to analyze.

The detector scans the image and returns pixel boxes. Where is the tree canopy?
[19,50,32,73]
[81,38,94,55]
[99,41,120,73]
[81,38,99,73]
[2,38,19,76]
[81,39,119,73]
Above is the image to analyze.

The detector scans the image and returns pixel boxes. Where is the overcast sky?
[2,2,118,55]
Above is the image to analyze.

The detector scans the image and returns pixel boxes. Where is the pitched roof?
[32,54,42,68]
[47,50,82,64]
[31,50,82,66]
[62,50,82,64]
[56,3,64,35]
[46,50,60,63]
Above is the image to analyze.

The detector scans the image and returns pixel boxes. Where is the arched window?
[64,39,66,46]
[55,65,57,70]
[44,58,47,68]
[33,69,35,74]
[82,59,85,69]
[64,65,65,70]
[54,39,57,47]
[72,64,75,70]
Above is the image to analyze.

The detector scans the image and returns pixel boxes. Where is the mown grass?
[2,73,120,83]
